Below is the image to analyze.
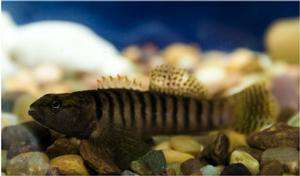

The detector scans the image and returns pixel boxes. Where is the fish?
[28,64,278,170]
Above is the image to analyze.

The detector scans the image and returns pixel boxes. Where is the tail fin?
[226,80,279,133]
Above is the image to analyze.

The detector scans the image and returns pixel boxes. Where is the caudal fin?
[226,80,279,133]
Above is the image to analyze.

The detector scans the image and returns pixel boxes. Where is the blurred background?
[3,1,299,51]
[1,1,299,129]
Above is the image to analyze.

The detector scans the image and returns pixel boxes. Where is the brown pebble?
[221,163,251,175]
[247,123,299,149]
[79,140,121,174]
[199,133,229,165]
[261,160,284,175]
[180,159,206,175]
[235,146,263,162]
[46,138,80,159]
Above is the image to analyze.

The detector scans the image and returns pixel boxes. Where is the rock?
[165,162,182,175]
[221,163,251,175]
[46,138,80,158]
[154,141,171,150]
[234,146,263,162]
[79,140,120,174]
[180,159,205,175]
[260,160,284,175]
[247,123,299,149]
[46,167,63,176]
[162,149,194,164]
[50,154,89,175]
[200,165,222,176]
[121,170,139,176]
[170,135,204,155]
[224,130,247,152]
[230,150,260,174]
[130,150,166,175]
[12,94,36,122]
[200,132,229,165]
[2,121,52,152]
[7,141,40,159]
[2,150,7,172]
[6,152,49,175]
[261,147,299,174]
[287,113,299,127]
[1,113,19,129]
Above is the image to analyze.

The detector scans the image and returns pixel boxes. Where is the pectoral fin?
[89,124,151,169]
[149,64,209,100]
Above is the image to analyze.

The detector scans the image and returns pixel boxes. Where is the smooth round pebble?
[50,154,89,175]
[6,152,49,175]
[162,149,194,164]
[230,150,260,174]
[200,165,222,176]
[170,135,204,155]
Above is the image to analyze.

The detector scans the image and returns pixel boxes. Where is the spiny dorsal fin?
[227,80,279,134]
[149,64,209,100]
[97,75,149,91]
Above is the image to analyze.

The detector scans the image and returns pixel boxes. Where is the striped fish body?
[96,89,231,135]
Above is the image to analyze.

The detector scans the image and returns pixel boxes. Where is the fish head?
[28,91,98,138]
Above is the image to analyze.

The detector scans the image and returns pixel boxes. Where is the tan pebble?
[170,135,204,155]
[50,154,89,175]
[162,149,194,164]
[154,141,171,150]
[230,150,260,175]
[224,130,247,151]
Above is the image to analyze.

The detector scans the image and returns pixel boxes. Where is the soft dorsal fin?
[149,64,209,100]
[97,75,149,91]
[226,80,279,134]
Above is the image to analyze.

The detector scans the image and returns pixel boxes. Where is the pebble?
[170,135,204,155]
[230,150,260,174]
[260,160,284,175]
[166,162,182,175]
[2,150,7,172]
[199,132,229,165]
[46,138,79,158]
[6,152,49,175]
[130,150,166,175]
[2,121,52,152]
[180,159,205,175]
[200,165,222,176]
[121,170,140,176]
[287,112,299,127]
[247,123,299,149]
[261,147,299,174]
[1,113,19,129]
[221,163,251,175]
[162,149,194,164]
[50,154,89,175]
[234,146,263,162]
[154,141,171,150]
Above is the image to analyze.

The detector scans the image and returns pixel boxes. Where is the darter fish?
[28,65,278,171]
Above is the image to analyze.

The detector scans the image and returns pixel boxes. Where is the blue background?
[2,1,299,51]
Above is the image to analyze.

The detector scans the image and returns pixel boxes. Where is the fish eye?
[51,100,62,109]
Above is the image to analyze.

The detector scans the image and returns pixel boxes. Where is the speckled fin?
[97,75,149,91]
[227,81,279,134]
[149,64,209,100]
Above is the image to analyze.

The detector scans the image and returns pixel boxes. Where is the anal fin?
[149,64,209,100]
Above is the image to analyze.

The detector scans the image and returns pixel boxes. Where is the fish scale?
[96,89,226,135]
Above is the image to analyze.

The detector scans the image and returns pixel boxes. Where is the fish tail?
[227,81,279,133]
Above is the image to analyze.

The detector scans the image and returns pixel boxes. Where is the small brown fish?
[28,65,278,170]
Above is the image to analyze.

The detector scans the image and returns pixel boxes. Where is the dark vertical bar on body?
[183,98,190,130]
